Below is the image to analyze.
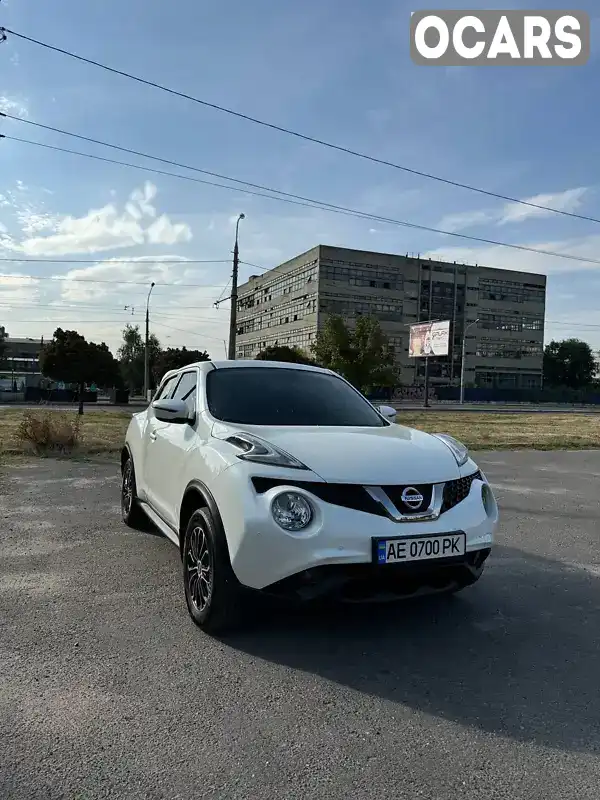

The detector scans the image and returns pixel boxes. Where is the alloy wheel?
[122,461,133,515]
[186,525,212,613]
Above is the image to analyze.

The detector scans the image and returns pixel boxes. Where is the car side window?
[154,376,178,401]
[171,371,197,414]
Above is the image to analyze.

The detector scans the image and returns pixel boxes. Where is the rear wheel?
[183,508,243,634]
[121,456,147,529]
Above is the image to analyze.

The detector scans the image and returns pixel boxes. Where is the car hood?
[211,421,463,484]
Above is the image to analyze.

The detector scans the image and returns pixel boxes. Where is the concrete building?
[235,245,546,389]
[0,331,45,389]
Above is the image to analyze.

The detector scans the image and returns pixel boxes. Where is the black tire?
[182,508,243,634]
[121,455,147,530]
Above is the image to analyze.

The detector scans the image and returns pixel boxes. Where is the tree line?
[30,325,212,415]
[2,316,599,413]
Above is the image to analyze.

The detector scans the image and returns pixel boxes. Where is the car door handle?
[149,431,157,441]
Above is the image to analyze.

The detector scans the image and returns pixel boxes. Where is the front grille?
[381,484,433,515]
[251,477,387,517]
[441,471,482,513]
[252,470,482,519]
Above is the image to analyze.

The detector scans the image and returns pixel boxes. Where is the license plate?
[375,533,466,565]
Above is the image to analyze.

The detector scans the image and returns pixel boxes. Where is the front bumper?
[263,547,491,602]
[211,466,499,592]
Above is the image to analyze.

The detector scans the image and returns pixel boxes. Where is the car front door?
[145,369,198,530]
[143,373,180,514]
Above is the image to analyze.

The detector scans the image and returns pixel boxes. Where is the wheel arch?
[120,443,133,473]
[179,480,226,560]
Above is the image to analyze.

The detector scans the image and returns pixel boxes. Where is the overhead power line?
[0,273,228,287]
[4,130,600,274]
[0,300,223,312]
[1,27,598,225]
[3,113,381,216]
[0,255,230,265]
[0,132,382,221]
[151,320,227,346]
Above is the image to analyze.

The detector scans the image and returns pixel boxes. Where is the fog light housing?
[271,491,313,532]
[481,482,497,518]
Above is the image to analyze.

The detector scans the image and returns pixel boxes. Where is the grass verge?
[397,411,600,450]
[0,408,131,457]
[1,408,599,458]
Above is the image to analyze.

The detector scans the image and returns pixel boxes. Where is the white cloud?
[0,232,17,251]
[0,273,41,306]
[424,232,600,275]
[42,256,231,352]
[498,188,588,225]
[0,94,29,119]
[129,182,158,218]
[147,215,193,245]
[16,182,192,256]
[21,204,146,256]
[17,211,60,237]
[437,210,493,233]
[58,255,196,302]
[0,182,61,240]
[437,187,590,233]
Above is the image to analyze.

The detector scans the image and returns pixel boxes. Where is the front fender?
[123,413,147,499]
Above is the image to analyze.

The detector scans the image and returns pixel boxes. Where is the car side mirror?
[152,398,194,425]
[378,404,397,422]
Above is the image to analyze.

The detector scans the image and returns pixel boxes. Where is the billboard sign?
[409,320,450,357]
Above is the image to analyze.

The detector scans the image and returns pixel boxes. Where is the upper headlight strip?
[226,432,309,470]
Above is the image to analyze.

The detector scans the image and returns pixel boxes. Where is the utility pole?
[423,356,430,409]
[227,213,245,360]
[144,282,156,402]
[460,318,479,405]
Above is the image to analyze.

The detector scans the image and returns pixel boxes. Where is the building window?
[479,312,543,332]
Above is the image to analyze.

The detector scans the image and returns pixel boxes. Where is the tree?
[311,315,396,394]
[255,345,315,364]
[117,324,161,393]
[153,346,211,382]
[543,338,596,389]
[40,328,122,414]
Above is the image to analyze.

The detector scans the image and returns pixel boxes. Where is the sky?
[1,0,599,356]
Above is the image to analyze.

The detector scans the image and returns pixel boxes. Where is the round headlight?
[271,491,313,531]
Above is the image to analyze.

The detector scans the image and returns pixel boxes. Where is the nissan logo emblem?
[401,486,424,510]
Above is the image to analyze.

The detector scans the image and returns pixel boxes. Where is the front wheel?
[182,508,243,634]
[121,456,147,529]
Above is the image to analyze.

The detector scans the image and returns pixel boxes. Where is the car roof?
[163,359,334,380]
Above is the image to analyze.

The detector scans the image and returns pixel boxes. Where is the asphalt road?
[1,452,599,799]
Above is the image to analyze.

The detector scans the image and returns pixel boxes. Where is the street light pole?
[228,213,245,360]
[460,318,479,405]
[144,281,156,402]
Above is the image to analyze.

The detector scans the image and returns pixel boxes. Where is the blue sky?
[1,0,599,354]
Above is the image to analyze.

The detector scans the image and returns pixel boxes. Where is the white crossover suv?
[121,360,498,633]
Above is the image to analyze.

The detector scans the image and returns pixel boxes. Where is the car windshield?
[206,367,387,427]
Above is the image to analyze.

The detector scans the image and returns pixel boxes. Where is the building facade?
[235,245,546,389]
[0,332,45,389]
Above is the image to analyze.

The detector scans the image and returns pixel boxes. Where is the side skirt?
[138,500,180,548]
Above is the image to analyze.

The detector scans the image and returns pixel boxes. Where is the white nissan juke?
[121,360,499,633]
